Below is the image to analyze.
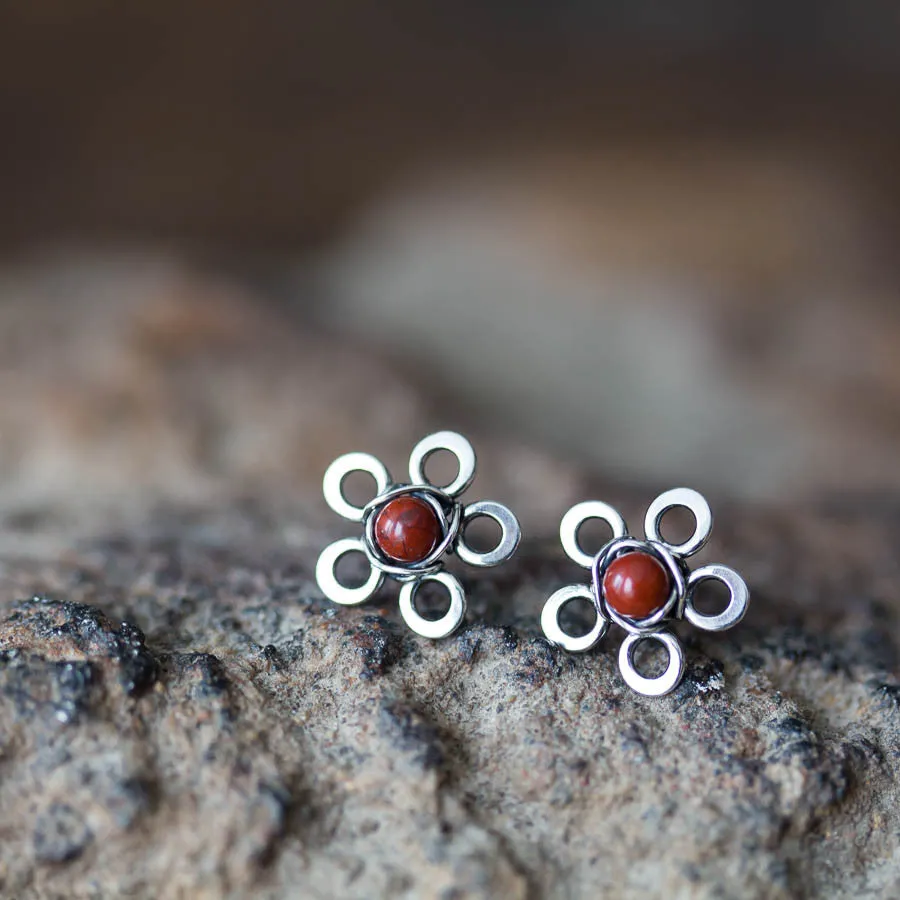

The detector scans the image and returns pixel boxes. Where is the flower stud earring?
[540,489,749,697]
[317,431,521,638]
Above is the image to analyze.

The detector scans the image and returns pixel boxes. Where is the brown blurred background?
[1,1,900,526]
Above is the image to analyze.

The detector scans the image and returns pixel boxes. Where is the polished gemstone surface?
[602,550,671,619]
[373,496,442,563]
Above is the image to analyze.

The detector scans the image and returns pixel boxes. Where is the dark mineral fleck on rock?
[33,803,94,864]
[379,699,447,771]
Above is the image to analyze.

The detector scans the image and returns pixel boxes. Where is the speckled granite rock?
[0,261,899,899]
[1,502,900,900]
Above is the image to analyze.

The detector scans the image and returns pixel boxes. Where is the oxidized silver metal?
[540,488,749,697]
[398,571,466,639]
[619,631,685,697]
[317,431,521,638]
[541,584,609,653]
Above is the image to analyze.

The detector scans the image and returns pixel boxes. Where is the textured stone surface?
[1,500,900,900]
[0,262,899,899]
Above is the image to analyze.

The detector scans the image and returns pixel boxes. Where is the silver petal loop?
[684,564,749,632]
[541,584,609,653]
[399,571,467,639]
[323,452,391,523]
[316,537,384,606]
[560,501,628,569]
[618,631,685,697]
[643,487,712,558]
[456,501,521,568]
[408,431,476,498]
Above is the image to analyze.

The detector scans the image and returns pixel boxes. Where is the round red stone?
[602,551,671,619]
[373,496,442,564]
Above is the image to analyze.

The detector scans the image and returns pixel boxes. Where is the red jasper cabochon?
[602,551,671,619]
[373,496,442,564]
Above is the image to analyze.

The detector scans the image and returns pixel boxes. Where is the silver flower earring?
[540,489,749,697]
[317,431,521,638]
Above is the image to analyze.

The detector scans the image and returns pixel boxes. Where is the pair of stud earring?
[316,432,749,697]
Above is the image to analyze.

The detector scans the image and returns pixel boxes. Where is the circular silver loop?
[540,584,608,653]
[618,631,685,697]
[323,452,391,522]
[316,538,384,606]
[643,488,712,558]
[560,501,628,569]
[408,431,476,498]
[456,501,521,568]
[684,564,749,632]
[398,571,467,639]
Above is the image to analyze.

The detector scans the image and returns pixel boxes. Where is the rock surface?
[0,263,899,899]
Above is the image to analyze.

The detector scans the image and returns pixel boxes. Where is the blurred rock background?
[2,1,900,515]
